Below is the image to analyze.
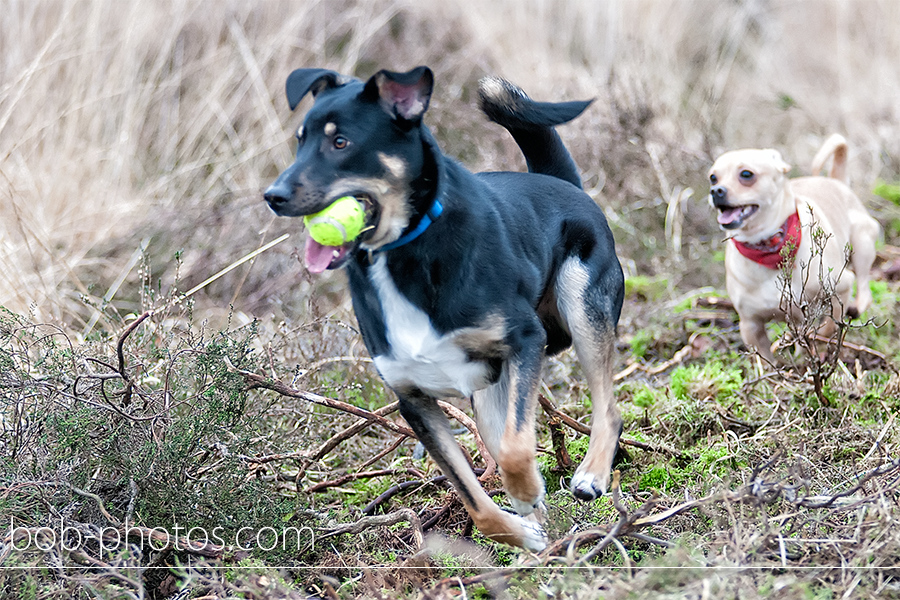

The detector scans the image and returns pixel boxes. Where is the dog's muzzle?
[710,185,728,207]
[264,161,318,217]
[711,184,759,230]
[263,180,293,214]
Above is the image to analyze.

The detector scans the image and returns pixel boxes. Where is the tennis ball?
[303,196,366,246]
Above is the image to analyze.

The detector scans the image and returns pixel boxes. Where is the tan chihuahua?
[708,135,880,362]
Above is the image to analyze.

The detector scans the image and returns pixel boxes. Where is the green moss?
[669,358,744,403]
[632,386,661,408]
[693,445,744,478]
[566,434,591,462]
[638,465,667,490]
[869,280,890,304]
[874,180,900,205]
[629,329,655,359]
[624,275,669,301]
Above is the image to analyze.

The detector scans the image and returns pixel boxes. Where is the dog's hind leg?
[555,257,623,500]
[846,217,880,317]
[398,391,547,551]
[739,316,777,364]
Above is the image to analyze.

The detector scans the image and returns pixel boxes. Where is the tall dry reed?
[1,0,897,329]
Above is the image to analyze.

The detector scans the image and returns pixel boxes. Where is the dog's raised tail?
[478,77,591,190]
[811,133,849,185]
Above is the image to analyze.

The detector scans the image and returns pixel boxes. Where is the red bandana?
[732,212,801,269]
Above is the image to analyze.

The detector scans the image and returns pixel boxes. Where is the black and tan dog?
[264,66,624,550]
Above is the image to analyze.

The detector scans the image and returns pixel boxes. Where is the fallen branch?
[614,332,714,381]
[241,450,309,467]
[356,435,408,471]
[437,400,497,480]
[538,394,687,459]
[421,502,455,532]
[304,468,421,494]
[811,333,890,364]
[362,469,485,516]
[548,418,573,471]
[319,508,424,548]
[240,371,414,437]
[297,401,404,481]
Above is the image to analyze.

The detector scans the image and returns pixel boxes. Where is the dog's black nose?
[710,185,728,205]
[263,181,292,208]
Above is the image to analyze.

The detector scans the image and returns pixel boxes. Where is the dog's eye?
[333,136,349,150]
[739,170,755,181]
[709,174,718,185]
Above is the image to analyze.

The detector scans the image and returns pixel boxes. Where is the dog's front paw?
[481,509,548,551]
[570,469,608,501]
[514,514,548,552]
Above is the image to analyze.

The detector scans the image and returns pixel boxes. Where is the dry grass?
[2,1,900,598]
[3,0,899,327]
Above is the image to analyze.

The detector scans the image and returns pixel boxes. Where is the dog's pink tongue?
[718,207,744,226]
[304,237,343,273]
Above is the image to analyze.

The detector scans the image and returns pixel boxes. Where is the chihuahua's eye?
[709,174,718,185]
[333,135,348,150]
[740,170,754,180]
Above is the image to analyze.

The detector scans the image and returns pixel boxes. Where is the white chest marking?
[369,258,492,397]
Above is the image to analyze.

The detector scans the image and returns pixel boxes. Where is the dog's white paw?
[513,513,547,552]
[508,489,545,517]
[570,470,608,501]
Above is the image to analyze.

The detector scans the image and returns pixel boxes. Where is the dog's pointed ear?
[362,66,434,123]
[767,149,791,174]
[285,69,345,110]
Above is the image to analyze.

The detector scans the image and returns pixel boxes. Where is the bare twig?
[116,311,151,380]
[304,468,419,494]
[538,394,687,459]
[361,468,485,516]
[319,508,424,548]
[437,400,497,480]
[356,435,408,471]
[297,401,403,481]
[240,370,414,437]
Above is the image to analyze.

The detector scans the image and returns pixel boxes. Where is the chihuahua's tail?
[478,77,591,190]
[811,133,849,185]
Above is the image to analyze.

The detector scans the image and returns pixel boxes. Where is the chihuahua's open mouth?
[717,204,758,230]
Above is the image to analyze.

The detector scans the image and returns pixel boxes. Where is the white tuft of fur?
[369,257,495,397]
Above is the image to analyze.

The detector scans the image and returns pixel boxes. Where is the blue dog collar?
[377,198,444,252]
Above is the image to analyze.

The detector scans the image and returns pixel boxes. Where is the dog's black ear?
[285,69,345,110]
[362,66,434,123]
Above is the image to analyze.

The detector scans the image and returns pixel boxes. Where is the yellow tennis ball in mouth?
[303,196,366,246]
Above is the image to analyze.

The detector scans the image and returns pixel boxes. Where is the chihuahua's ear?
[767,149,791,174]
[362,66,434,124]
[285,69,348,110]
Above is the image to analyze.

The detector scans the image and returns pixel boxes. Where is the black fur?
[264,66,625,549]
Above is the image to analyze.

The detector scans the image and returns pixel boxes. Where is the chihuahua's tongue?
[718,206,746,226]
[304,237,348,273]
